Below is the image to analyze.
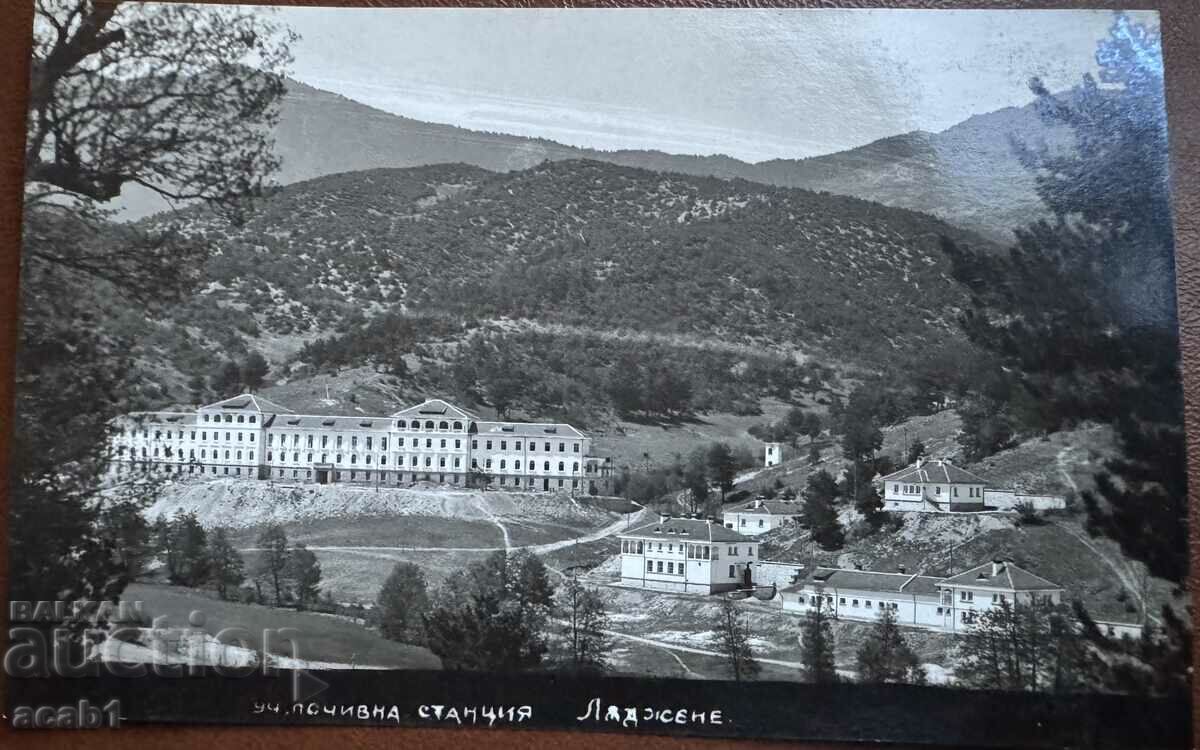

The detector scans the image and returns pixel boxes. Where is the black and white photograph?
[6,3,1192,745]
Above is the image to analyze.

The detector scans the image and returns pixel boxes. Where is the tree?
[242,350,270,392]
[255,525,290,606]
[906,439,925,466]
[682,448,710,513]
[714,597,761,681]
[208,529,245,601]
[377,562,431,644]
[800,595,838,683]
[801,470,844,550]
[856,607,925,684]
[955,601,1087,693]
[558,576,611,675]
[287,544,322,610]
[163,511,209,587]
[424,550,556,672]
[803,412,823,444]
[942,14,1187,692]
[212,360,243,397]
[706,443,736,500]
[784,407,808,447]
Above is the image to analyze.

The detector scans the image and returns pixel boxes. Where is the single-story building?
[878,458,989,512]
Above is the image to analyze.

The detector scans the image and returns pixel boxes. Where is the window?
[337,436,343,448]
[426,438,432,448]
[544,461,550,471]
[637,541,643,553]
[558,442,565,452]
[293,452,299,462]
[500,440,507,451]
[647,560,653,572]
[758,519,764,528]
[425,420,434,430]
[544,442,551,452]
[454,458,460,468]
[960,591,973,602]
[472,440,478,450]
[728,565,735,578]
[865,600,872,608]
[398,437,405,447]
[237,415,245,423]
[396,420,406,429]
[249,416,256,424]
[440,438,446,448]
[351,455,357,465]
[453,421,462,430]
[667,562,673,574]
[439,421,449,430]
[657,561,664,573]
[499,459,506,469]
[454,439,461,449]
[893,483,899,493]
[573,443,580,452]
[558,461,564,472]
[853,599,860,607]
[486,440,492,450]
[839,597,846,605]
[937,607,944,615]
[380,438,386,450]
[486,458,492,469]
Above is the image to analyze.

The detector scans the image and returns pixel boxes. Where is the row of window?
[122,431,585,456]
[646,560,684,575]
[806,594,899,611]
[892,483,983,499]
[476,439,579,453]
[396,420,464,431]
[201,413,257,424]
[478,458,580,473]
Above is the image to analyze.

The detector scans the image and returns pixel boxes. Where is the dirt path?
[1052,447,1157,625]
[473,495,513,551]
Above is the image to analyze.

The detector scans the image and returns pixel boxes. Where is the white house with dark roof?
[780,559,1065,634]
[110,395,614,494]
[722,497,802,536]
[878,458,989,512]
[617,516,761,594]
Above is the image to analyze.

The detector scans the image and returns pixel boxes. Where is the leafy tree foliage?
[287,544,322,610]
[800,596,839,683]
[242,350,270,392]
[424,550,555,672]
[856,607,925,684]
[801,470,844,550]
[714,597,761,681]
[377,562,431,644]
[208,529,245,601]
[557,576,611,675]
[955,601,1088,693]
[12,2,292,634]
[255,525,290,606]
[158,511,209,587]
[706,443,736,500]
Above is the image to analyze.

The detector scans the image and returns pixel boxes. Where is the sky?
[272,8,1157,163]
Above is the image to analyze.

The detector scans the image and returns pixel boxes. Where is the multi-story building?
[617,516,760,594]
[109,394,614,494]
[878,458,989,512]
[779,559,1065,634]
[721,497,802,536]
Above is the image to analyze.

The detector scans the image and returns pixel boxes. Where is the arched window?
[237,415,244,423]
[236,451,243,460]
[425,420,434,430]
[544,461,550,471]
[500,459,507,469]
[224,450,230,459]
[453,421,463,430]
[396,420,406,429]
[350,455,357,464]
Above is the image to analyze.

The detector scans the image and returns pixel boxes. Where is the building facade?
[878,458,989,512]
[721,497,802,536]
[109,395,614,494]
[764,442,783,467]
[617,516,760,594]
[780,559,1065,634]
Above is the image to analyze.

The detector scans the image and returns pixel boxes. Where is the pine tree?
[706,443,736,500]
[800,596,838,683]
[288,544,322,610]
[255,525,290,606]
[558,576,612,675]
[212,360,243,397]
[802,470,844,550]
[165,511,210,587]
[683,448,710,513]
[955,601,1086,692]
[208,529,245,601]
[856,606,925,684]
[377,562,431,644]
[714,596,761,681]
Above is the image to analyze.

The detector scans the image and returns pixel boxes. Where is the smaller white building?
[618,516,760,594]
[879,458,989,512]
[764,442,783,467]
[722,497,801,536]
[781,559,1066,634]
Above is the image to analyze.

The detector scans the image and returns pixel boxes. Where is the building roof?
[723,499,803,516]
[475,421,585,439]
[270,415,393,431]
[940,561,1062,591]
[200,394,294,414]
[879,459,989,485]
[620,517,752,543]
[390,399,477,422]
[785,568,941,597]
[119,411,198,426]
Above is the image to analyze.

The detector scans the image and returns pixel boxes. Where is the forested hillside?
[126,158,989,397]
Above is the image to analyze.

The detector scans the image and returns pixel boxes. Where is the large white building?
[617,516,761,594]
[109,394,613,494]
[779,559,1065,633]
[721,497,802,536]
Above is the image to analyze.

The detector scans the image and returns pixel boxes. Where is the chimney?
[991,559,1005,577]
[659,513,670,524]
[915,457,923,468]
[754,498,763,509]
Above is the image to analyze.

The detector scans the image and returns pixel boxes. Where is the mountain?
[119,79,1066,242]
[118,159,993,422]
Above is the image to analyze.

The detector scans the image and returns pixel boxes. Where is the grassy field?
[229,515,505,549]
[123,583,440,669]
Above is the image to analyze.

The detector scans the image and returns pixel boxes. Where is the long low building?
[780,559,1066,633]
[109,394,614,494]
